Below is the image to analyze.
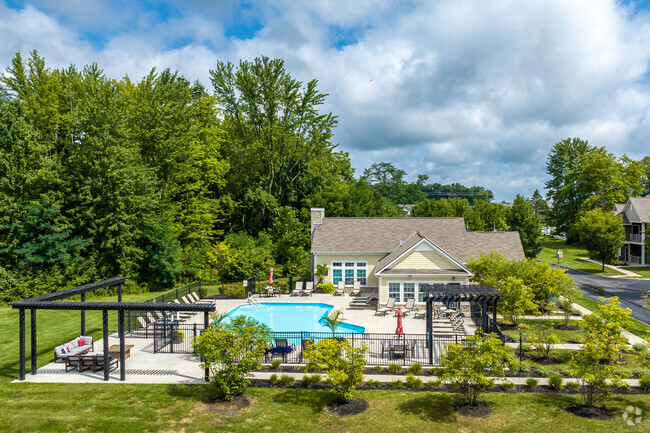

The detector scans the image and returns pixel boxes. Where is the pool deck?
[15,293,473,384]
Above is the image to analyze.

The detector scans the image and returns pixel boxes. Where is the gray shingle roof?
[628,197,650,222]
[311,217,525,264]
[614,203,630,225]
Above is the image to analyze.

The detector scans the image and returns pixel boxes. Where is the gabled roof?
[628,197,650,222]
[614,203,630,225]
[311,217,525,263]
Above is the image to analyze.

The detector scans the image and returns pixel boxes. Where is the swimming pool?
[222,303,366,334]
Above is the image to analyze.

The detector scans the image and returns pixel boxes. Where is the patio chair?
[350,281,361,296]
[290,281,304,296]
[349,292,377,308]
[265,338,295,361]
[263,286,276,297]
[146,312,157,324]
[400,298,416,316]
[375,297,396,316]
[137,316,154,337]
[188,292,213,304]
[301,282,314,296]
[334,280,345,296]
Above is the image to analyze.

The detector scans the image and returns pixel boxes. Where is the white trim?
[312,251,388,255]
[375,237,474,276]
[385,280,462,305]
[377,272,471,277]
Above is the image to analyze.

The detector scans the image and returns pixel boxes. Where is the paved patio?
[15,293,474,384]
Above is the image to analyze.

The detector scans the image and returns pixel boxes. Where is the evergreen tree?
[506,195,543,258]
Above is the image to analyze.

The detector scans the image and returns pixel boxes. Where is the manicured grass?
[1,385,650,432]
[621,266,650,278]
[574,296,650,342]
[538,237,624,276]
[0,291,173,384]
[501,320,587,344]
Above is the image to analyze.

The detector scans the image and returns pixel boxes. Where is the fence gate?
[153,321,174,353]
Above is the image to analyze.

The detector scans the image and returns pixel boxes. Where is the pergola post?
[30,308,37,374]
[80,293,86,336]
[482,298,488,332]
[492,299,498,333]
[426,295,433,365]
[19,309,25,381]
[204,311,209,382]
[118,283,122,303]
[118,309,125,381]
[103,309,109,381]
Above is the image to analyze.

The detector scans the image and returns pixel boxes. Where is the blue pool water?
[222,303,366,334]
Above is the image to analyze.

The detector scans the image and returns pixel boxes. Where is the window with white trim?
[389,282,400,300]
[332,261,367,286]
[403,283,415,300]
[389,281,460,303]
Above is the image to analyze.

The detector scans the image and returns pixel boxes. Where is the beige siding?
[392,250,460,270]
[379,275,470,305]
[313,253,384,287]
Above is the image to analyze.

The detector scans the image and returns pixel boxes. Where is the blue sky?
[2,0,650,202]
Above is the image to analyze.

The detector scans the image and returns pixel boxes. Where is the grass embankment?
[2,385,650,432]
[574,296,650,341]
[538,237,623,276]
[622,267,650,278]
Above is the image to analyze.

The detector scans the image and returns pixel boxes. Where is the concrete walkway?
[579,258,642,277]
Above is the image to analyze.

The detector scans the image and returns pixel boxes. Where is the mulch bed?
[555,324,580,331]
[326,399,369,416]
[205,394,251,415]
[567,404,613,420]
[454,402,492,417]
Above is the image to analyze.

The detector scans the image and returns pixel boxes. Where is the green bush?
[639,375,650,392]
[278,374,295,386]
[270,360,282,369]
[408,362,423,375]
[509,360,528,373]
[553,364,572,377]
[633,343,649,355]
[275,281,289,294]
[428,367,443,376]
[317,282,336,294]
[222,283,245,298]
[548,374,563,390]
[525,377,538,389]
[501,381,515,391]
[389,380,404,388]
[199,285,208,298]
[535,366,552,377]
[373,365,383,372]
[302,374,321,386]
[366,379,381,388]
[269,373,278,384]
[405,373,423,389]
[427,379,442,388]
[565,381,580,392]
[387,363,402,374]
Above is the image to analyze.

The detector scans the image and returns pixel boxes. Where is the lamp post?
[556,249,563,269]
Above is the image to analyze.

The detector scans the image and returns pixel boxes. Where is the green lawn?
[538,237,624,276]
[574,296,650,342]
[1,384,650,432]
[501,320,587,344]
[622,267,650,278]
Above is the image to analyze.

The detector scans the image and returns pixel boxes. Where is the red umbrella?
[268,267,274,285]
[395,309,404,335]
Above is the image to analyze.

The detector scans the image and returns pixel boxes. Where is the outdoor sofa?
[54,336,94,362]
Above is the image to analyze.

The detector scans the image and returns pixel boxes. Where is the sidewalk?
[578,257,642,277]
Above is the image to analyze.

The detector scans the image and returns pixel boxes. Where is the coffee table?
[108,344,135,359]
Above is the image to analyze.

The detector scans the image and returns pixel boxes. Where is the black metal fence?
[151,324,468,366]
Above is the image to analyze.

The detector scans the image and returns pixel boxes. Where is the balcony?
[629,255,643,265]
[628,233,643,243]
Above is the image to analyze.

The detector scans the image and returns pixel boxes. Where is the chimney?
[310,207,325,232]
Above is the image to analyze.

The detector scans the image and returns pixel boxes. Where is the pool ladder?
[247,292,258,305]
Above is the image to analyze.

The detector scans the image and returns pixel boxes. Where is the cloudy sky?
[2,0,650,201]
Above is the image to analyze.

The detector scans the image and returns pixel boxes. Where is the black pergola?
[9,277,215,382]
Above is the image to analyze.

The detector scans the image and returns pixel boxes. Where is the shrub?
[427,379,442,388]
[525,378,538,389]
[317,282,336,294]
[222,283,245,298]
[405,374,423,389]
[639,375,650,392]
[389,380,404,388]
[269,373,278,384]
[501,381,515,391]
[527,323,560,359]
[193,316,272,401]
[633,343,649,355]
[373,365,383,372]
[553,364,572,377]
[429,367,443,376]
[535,366,552,377]
[304,338,368,402]
[199,285,208,298]
[565,381,580,392]
[270,360,282,369]
[387,363,402,374]
[366,379,381,388]
[275,281,289,294]
[548,374,563,390]
[302,374,322,386]
[408,362,423,375]
[279,374,296,386]
[509,360,527,373]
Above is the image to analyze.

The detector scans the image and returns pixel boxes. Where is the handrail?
[247,292,258,305]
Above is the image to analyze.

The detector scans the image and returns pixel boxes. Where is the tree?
[304,338,367,402]
[506,194,543,258]
[530,189,549,223]
[570,297,631,407]
[574,209,625,271]
[440,332,512,407]
[525,322,560,359]
[499,276,537,326]
[362,161,407,203]
[323,309,344,336]
[193,316,272,401]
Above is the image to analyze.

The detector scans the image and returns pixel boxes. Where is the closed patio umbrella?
[395,309,404,335]
[268,267,274,285]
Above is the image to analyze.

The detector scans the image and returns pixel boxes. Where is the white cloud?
[2,0,650,201]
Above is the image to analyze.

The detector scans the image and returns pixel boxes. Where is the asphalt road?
[561,266,650,324]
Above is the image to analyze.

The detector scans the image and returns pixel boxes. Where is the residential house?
[310,208,525,307]
[614,197,650,265]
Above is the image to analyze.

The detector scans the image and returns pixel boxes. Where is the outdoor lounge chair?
[375,297,396,316]
[350,281,361,297]
[301,282,314,296]
[334,281,345,296]
[189,292,213,304]
[290,281,304,296]
[265,338,295,361]
[400,298,416,316]
[348,292,377,308]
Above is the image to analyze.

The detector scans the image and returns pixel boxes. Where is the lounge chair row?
[349,292,377,308]
[334,280,362,296]
[289,281,314,296]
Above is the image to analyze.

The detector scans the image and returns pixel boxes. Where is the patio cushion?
[56,345,66,355]
[71,339,79,348]
[267,346,293,355]
[77,338,85,346]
